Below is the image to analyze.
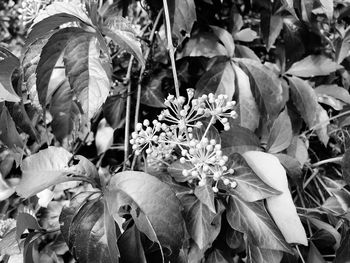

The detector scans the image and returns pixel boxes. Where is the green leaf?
[286,55,342,77]
[49,79,81,141]
[335,28,350,64]
[195,57,235,99]
[16,213,41,240]
[0,104,24,150]
[167,0,196,45]
[238,58,286,119]
[105,171,185,256]
[342,148,350,186]
[60,193,120,263]
[243,151,308,245]
[180,194,219,249]
[205,249,229,263]
[287,136,309,167]
[234,44,260,61]
[263,15,283,51]
[274,154,302,182]
[334,229,350,263]
[0,48,20,102]
[246,243,284,263]
[307,242,326,263]
[233,63,260,131]
[103,17,144,65]
[16,147,98,198]
[168,160,197,182]
[95,118,114,155]
[226,195,291,252]
[64,31,110,119]
[234,28,258,43]
[194,185,216,213]
[266,108,293,153]
[0,174,15,201]
[288,76,318,128]
[36,27,86,107]
[314,104,329,146]
[0,228,21,255]
[221,124,261,155]
[210,26,235,57]
[103,94,125,129]
[223,153,281,202]
[141,70,168,108]
[315,84,350,104]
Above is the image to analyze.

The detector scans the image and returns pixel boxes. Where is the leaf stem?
[162,0,180,99]
[134,9,163,127]
[123,56,134,171]
[311,156,343,168]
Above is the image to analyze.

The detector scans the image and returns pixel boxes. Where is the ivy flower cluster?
[130,89,238,192]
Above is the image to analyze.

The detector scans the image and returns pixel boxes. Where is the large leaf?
[103,17,144,65]
[238,58,286,119]
[262,15,283,51]
[314,104,329,146]
[49,79,81,141]
[60,193,120,263]
[64,34,110,119]
[226,195,291,252]
[286,55,342,77]
[221,124,261,155]
[195,58,235,99]
[334,229,350,263]
[0,174,15,201]
[105,171,185,256]
[335,28,350,64]
[315,84,350,104]
[194,185,216,213]
[266,108,293,153]
[36,27,86,107]
[223,153,281,202]
[246,244,283,263]
[205,249,229,263]
[233,63,260,131]
[167,0,196,45]
[16,147,98,198]
[0,48,20,102]
[210,26,235,57]
[103,94,125,129]
[0,104,24,149]
[242,151,308,245]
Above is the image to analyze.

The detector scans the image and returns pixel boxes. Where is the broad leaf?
[221,124,261,155]
[195,58,235,99]
[36,27,86,107]
[64,34,110,119]
[307,242,326,263]
[335,28,350,64]
[0,48,20,102]
[103,17,144,65]
[60,193,120,263]
[141,70,168,108]
[238,58,286,119]
[0,174,15,201]
[334,229,350,263]
[287,136,309,167]
[243,151,308,245]
[314,104,329,146]
[274,154,302,182]
[288,76,318,128]
[194,185,216,213]
[233,63,260,131]
[16,147,98,198]
[103,94,125,129]
[95,118,114,155]
[315,84,350,105]
[105,171,185,256]
[205,249,229,263]
[246,243,283,263]
[234,28,258,43]
[210,26,235,57]
[226,195,291,252]
[167,0,196,45]
[223,153,281,202]
[262,15,283,51]
[342,148,350,186]
[16,213,41,240]
[234,45,260,61]
[168,160,197,182]
[286,55,342,77]
[180,194,221,249]
[266,108,293,153]
[49,79,81,141]
[0,104,24,149]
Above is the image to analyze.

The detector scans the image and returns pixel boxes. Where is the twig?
[296,245,306,263]
[303,168,319,189]
[162,0,180,99]
[311,156,343,168]
[296,187,313,237]
[123,56,134,171]
[134,9,163,128]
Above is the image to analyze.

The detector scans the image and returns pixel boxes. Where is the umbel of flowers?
[130,89,238,192]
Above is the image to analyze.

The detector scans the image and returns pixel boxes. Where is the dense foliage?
[1,0,350,262]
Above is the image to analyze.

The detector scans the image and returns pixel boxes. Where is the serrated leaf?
[195,58,235,99]
[223,153,281,202]
[243,151,307,245]
[226,195,291,252]
[221,124,261,155]
[105,171,185,256]
[64,34,110,119]
[36,27,86,107]
[266,108,293,153]
[0,48,20,102]
[286,55,342,77]
[167,0,196,45]
[194,185,216,213]
[180,194,218,249]
[246,243,283,263]
[0,104,24,149]
[210,26,235,57]
[288,76,318,128]
[233,63,260,131]
[103,17,144,65]
[238,58,285,119]
[60,194,120,263]
[16,146,98,198]
[49,79,81,141]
